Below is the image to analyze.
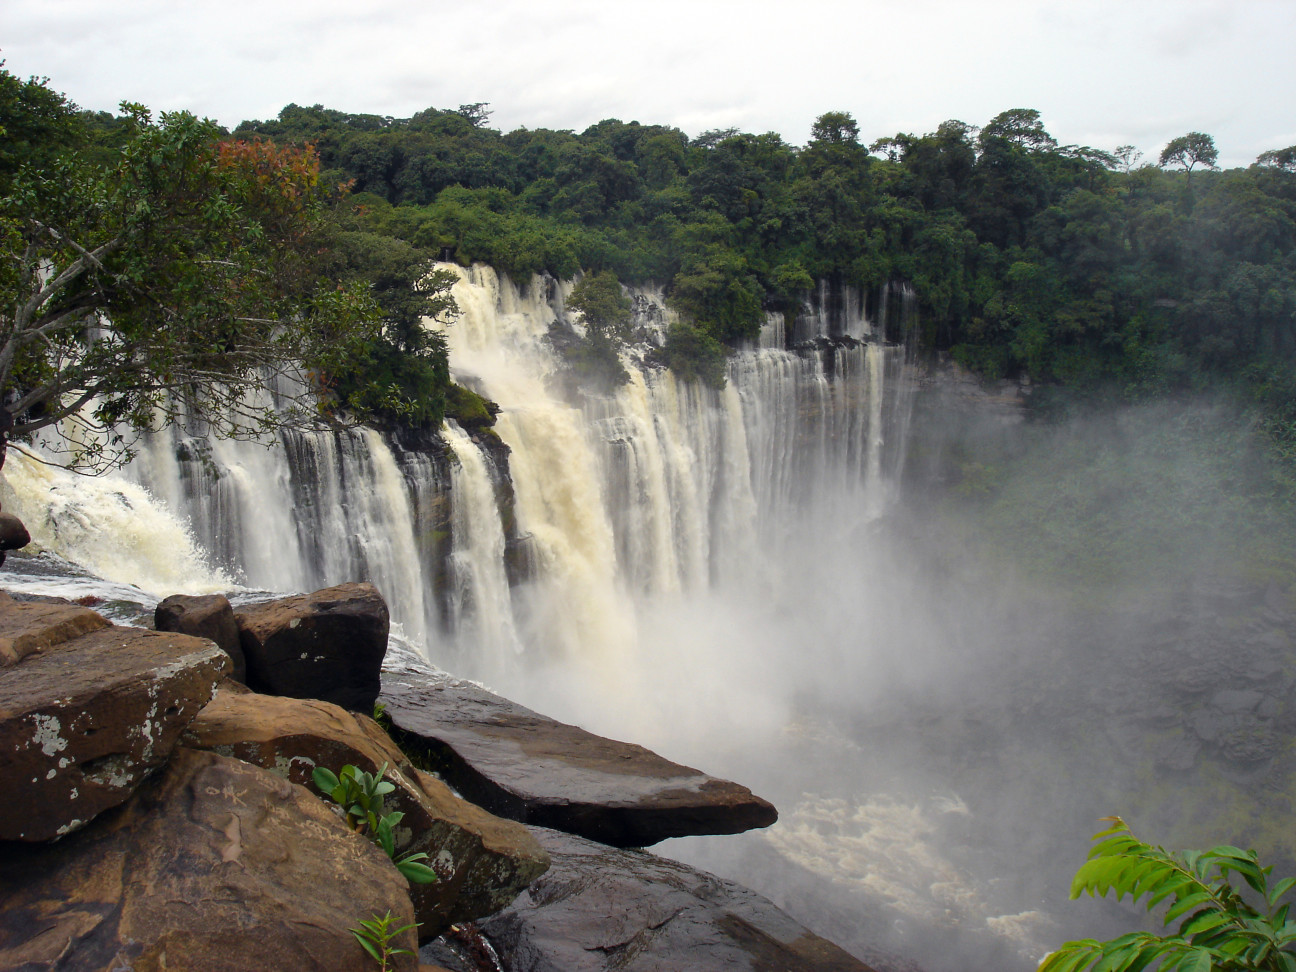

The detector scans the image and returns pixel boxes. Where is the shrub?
[1039,817,1296,972]
[312,762,437,885]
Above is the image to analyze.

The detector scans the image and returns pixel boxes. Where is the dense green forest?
[231,102,1296,451]
[6,65,1296,460]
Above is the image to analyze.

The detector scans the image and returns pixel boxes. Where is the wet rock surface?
[0,747,417,971]
[234,581,388,711]
[0,601,229,841]
[184,687,550,939]
[472,826,878,972]
[381,667,778,847]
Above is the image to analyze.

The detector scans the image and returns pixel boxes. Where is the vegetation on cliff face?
[0,69,458,470]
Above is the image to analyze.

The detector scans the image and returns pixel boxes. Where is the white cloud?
[2,0,1292,165]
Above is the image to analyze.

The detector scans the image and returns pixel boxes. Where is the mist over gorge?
[5,67,1296,971]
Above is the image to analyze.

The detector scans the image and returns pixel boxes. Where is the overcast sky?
[4,0,1293,168]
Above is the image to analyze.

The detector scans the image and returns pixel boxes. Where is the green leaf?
[1172,948,1212,972]
[312,766,339,793]
[351,929,381,962]
[1039,942,1101,972]
[1181,910,1233,938]
[1166,892,1213,925]
[397,859,438,884]
[1148,876,1196,910]
[1271,878,1296,905]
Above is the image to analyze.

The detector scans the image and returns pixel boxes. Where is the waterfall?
[3,449,231,597]
[443,420,522,681]
[5,262,913,691]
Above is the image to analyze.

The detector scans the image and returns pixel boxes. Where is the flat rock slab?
[235,582,388,711]
[0,591,109,667]
[475,826,878,972]
[381,668,777,847]
[0,748,417,971]
[184,687,549,939]
[0,612,229,841]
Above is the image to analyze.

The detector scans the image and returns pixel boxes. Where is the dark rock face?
[156,592,246,683]
[475,826,878,972]
[0,602,229,841]
[235,582,388,711]
[381,668,778,847]
[0,748,417,971]
[183,687,550,939]
[0,512,30,551]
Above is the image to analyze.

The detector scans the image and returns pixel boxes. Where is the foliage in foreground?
[312,762,437,886]
[1040,817,1296,972]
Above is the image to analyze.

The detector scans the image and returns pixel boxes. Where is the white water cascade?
[5,262,911,691]
[431,264,911,694]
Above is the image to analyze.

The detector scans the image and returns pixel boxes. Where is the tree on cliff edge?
[1159,131,1219,181]
[0,71,387,472]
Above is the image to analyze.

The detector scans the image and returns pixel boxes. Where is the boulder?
[0,748,417,971]
[184,687,550,939]
[381,668,778,847]
[474,826,878,972]
[234,582,388,711]
[0,511,30,550]
[156,592,246,683]
[0,604,229,841]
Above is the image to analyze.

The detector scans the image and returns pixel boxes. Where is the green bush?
[1040,817,1296,972]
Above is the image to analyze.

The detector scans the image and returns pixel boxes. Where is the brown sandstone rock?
[235,582,389,710]
[184,687,549,939]
[380,668,778,847]
[0,748,417,971]
[405,767,550,939]
[0,610,229,841]
[0,591,109,667]
[156,592,246,683]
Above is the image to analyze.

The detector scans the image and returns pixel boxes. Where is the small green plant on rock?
[312,762,437,885]
[352,910,417,972]
[1039,816,1296,972]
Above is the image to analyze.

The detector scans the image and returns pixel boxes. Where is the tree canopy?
[227,99,1296,451]
[14,65,1296,462]
[1160,131,1219,174]
[0,71,461,470]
